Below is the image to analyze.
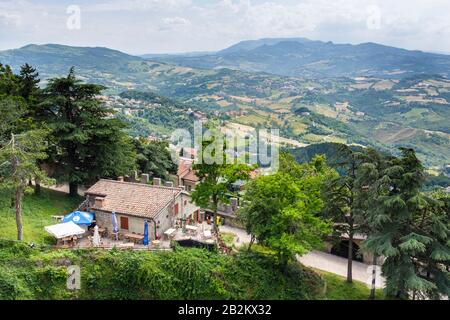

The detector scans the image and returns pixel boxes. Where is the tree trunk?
[34,177,41,195]
[212,210,219,235]
[279,253,289,274]
[211,197,219,235]
[69,182,78,197]
[248,235,255,252]
[347,230,354,283]
[15,185,24,241]
[369,254,377,300]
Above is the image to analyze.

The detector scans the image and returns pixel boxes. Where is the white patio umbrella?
[111,211,119,241]
[92,225,101,247]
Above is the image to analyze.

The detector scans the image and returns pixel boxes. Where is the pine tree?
[321,144,364,283]
[18,63,45,194]
[358,148,450,299]
[133,138,177,180]
[353,147,387,299]
[18,63,40,101]
[41,67,136,196]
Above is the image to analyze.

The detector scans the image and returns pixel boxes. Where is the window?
[174,203,179,215]
[120,216,129,230]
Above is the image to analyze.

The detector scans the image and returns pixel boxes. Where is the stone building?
[172,158,200,192]
[84,179,199,240]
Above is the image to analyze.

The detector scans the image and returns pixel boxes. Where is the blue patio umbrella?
[143,220,149,246]
[62,211,94,226]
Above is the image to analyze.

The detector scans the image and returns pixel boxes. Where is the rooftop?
[85,179,183,219]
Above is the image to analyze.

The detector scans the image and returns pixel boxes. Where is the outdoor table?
[164,228,176,235]
[164,228,177,240]
[185,225,198,231]
[203,230,212,239]
[124,233,144,244]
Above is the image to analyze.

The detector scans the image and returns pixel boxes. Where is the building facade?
[84,179,199,240]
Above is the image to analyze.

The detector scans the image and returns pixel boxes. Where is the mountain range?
[144,38,450,79]
[0,39,449,168]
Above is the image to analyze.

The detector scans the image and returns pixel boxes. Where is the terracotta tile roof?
[182,169,199,182]
[176,159,199,183]
[177,159,192,176]
[85,179,182,219]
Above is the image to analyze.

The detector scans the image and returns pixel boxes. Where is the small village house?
[84,179,200,240]
[172,158,200,192]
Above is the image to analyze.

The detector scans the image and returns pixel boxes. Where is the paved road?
[219,225,252,247]
[297,250,385,288]
[219,225,385,288]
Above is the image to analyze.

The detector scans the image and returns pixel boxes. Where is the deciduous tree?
[191,131,252,234]
[0,130,53,240]
[238,153,334,270]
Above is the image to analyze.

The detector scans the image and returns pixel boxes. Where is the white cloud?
[86,0,192,12]
[163,16,191,26]
[0,0,449,54]
[0,11,20,26]
[159,16,191,31]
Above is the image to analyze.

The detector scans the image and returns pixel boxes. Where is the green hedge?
[0,240,323,300]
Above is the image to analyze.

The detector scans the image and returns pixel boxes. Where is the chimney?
[94,197,105,208]
[153,177,161,186]
[117,176,124,182]
[165,181,174,188]
[141,173,149,184]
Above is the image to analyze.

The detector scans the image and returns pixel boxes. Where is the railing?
[75,199,89,211]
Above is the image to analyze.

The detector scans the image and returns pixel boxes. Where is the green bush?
[0,242,324,300]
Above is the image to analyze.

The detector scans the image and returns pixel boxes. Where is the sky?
[1,0,450,55]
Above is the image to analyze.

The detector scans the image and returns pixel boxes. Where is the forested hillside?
[1,42,449,167]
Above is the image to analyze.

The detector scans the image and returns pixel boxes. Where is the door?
[120,216,129,230]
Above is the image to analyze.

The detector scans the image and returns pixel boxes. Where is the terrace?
[57,221,218,251]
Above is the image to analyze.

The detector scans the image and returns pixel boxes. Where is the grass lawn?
[318,270,385,300]
[244,244,385,300]
[0,188,82,244]
[220,231,236,248]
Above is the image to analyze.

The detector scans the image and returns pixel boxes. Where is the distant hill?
[0,44,143,74]
[287,142,364,168]
[1,42,449,167]
[147,38,450,78]
[218,37,314,55]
